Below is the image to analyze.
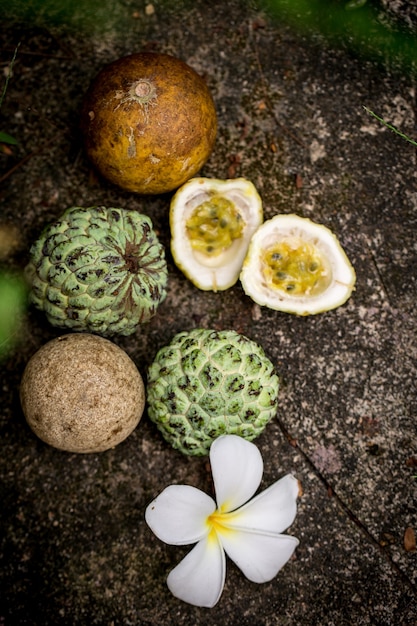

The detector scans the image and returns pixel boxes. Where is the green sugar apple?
[25,206,168,336]
[147,328,279,455]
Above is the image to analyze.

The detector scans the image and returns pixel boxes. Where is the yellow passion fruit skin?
[170,177,263,291]
[81,52,217,195]
[240,214,356,315]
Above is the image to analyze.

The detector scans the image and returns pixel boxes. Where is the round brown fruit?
[20,333,145,453]
[80,52,217,195]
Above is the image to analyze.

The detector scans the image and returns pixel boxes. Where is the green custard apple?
[147,328,279,455]
[25,206,168,336]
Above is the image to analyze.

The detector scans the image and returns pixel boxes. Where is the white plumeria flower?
[145,434,299,608]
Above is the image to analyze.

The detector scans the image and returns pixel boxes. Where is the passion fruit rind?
[147,328,279,456]
[240,213,356,315]
[170,177,263,291]
[26,206,168,336]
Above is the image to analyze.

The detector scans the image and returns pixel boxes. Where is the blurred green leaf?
[0,131,18,145]
[0,272,28,359]
[345,0,368,9]
[261,0,417,73]
[0,0,139,35]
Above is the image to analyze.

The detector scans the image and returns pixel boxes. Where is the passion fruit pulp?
[170,177,263,291]
[261,237,332,296]
[81,52,217,195]
[185,195,245,259]
[240,214,356,315]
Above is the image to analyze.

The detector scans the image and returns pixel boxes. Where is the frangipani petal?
[221,474,299,534]
[210,435,263,512]
[167,532,226,608]
[220,529,299,583]
[145,485,216,545]
[145,436,300,607]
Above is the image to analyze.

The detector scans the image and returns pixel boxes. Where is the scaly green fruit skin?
[147,328,279,456]
[25,206,168,336]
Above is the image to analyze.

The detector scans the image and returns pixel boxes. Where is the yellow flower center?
[207,510,227,531]
[206,506,243,542]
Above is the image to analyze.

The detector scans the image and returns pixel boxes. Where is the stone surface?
[1,0,416,624]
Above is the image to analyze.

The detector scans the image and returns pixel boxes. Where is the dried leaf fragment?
[404,527,416,552]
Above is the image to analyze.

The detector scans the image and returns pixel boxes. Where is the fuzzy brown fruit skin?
[20,334,145,453]
[80,52,217,195]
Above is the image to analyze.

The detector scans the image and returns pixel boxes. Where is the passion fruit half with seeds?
[240,214,356,315]
[81,52,217,195]
[170,177,263,291]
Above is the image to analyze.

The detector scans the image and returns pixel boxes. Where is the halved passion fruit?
[240,214,356,315]
[170,177,263,291]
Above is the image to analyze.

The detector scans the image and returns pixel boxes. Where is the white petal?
[145,484,216,545]
[221,474,299,534]
[210,435,263,512]
[220,529,299,583]
[167,533,226,608]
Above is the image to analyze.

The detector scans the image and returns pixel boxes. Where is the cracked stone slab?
[0,0,416,623]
